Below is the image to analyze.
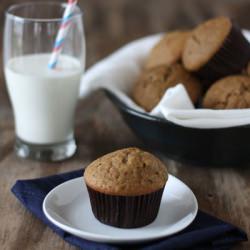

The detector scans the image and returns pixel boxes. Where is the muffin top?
[203,75,250,109]
[145,30,190,69]
[183,17,232,71]
[84,148,168,196]
[132,63,201,111]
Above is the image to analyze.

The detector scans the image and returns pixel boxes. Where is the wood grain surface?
[0,0,250,249]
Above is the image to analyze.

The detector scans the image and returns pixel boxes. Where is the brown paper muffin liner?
[86,185,165,228]
[197,23,250,81]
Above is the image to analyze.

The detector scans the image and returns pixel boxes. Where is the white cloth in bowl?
[80,31,250,129]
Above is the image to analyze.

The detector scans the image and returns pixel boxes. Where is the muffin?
[182,17,250,81]
[84,147,168,228]
[132,63,202,111]
[145,30,190,69]
[203,75,250,109]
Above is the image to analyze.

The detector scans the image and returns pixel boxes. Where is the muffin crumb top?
[145,30,190,69]
[133,63,201,111]
[203,75,250,109]
[84,148,168,196]
[183,16,232,71]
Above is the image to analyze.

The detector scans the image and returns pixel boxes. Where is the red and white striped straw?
[48,0,78,69]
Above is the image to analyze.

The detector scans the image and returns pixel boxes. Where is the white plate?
[43,175,198,244]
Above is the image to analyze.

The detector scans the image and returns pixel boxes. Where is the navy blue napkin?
[11,169,247,250]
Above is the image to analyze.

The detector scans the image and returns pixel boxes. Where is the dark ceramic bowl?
[104,89,250,167]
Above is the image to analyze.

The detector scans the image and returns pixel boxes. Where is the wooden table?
[1,0,250,249]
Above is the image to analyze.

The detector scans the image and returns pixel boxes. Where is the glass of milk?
[4,2,85,161]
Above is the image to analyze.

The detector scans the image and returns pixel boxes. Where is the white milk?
[5,54,82,144]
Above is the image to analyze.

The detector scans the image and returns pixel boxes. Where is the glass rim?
[5,1,83,23]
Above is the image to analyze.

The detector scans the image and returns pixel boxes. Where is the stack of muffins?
[132,16,250,111]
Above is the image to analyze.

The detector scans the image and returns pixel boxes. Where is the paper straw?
[48,0,78,69]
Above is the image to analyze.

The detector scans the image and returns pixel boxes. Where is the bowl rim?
[103,89,250,131]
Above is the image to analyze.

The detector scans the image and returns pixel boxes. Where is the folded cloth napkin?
[80,30,250,129]
[12,169,247,250]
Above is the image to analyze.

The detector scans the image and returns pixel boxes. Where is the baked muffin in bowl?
[145,30,190,69]
[203,75,250,109]
[182,17,250,81]
[84,147,168,228]
[132,63,202,111]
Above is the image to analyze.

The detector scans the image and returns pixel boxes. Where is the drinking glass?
[3,2,85,161]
